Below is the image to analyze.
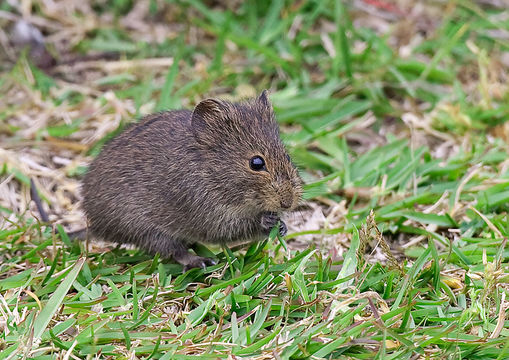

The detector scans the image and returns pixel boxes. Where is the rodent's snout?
[275,179,302,211]
[280,197,293,209]
[265,167,302,212]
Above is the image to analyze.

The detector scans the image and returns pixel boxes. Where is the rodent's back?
[82,110,199,240]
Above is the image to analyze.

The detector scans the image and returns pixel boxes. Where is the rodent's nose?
[280,197,293,209]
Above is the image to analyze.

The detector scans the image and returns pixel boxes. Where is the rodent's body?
[82,92,302,269]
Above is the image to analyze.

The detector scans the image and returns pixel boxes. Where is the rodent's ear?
[193,98,224,115]
[257,90,271,108]
[191,98,227,135]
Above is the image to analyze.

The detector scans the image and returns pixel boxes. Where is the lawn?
[1,0,508,359]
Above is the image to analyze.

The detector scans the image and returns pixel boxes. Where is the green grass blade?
[32,257,85,341]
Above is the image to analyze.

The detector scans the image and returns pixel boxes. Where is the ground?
[0,1,508,359]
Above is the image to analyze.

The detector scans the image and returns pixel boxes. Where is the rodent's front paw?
[278,220,287,237]
[261,212,287,237]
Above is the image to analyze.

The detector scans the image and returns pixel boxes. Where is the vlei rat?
[82,91,302,270]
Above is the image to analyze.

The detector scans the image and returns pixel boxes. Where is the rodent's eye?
[249,156,266,171]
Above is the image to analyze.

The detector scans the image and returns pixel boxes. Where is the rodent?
[81,91,302,270]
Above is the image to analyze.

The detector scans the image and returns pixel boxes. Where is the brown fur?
[82,91,302,269]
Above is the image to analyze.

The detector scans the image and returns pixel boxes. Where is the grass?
[1,0,509,359]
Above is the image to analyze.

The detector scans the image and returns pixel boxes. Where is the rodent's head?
[191,90,302,214]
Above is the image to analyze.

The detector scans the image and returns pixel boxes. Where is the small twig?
[368,297,384,327]
[30,178,49,223]
[54,57,174,72]
[490,291,506,339]
[63,340,78,360]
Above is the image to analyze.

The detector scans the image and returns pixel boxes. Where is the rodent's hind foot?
[174,252,216,272]
[169,242,217,272]
[66,228,87,240]
[261,212,287,237]
[182,255,216,272]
